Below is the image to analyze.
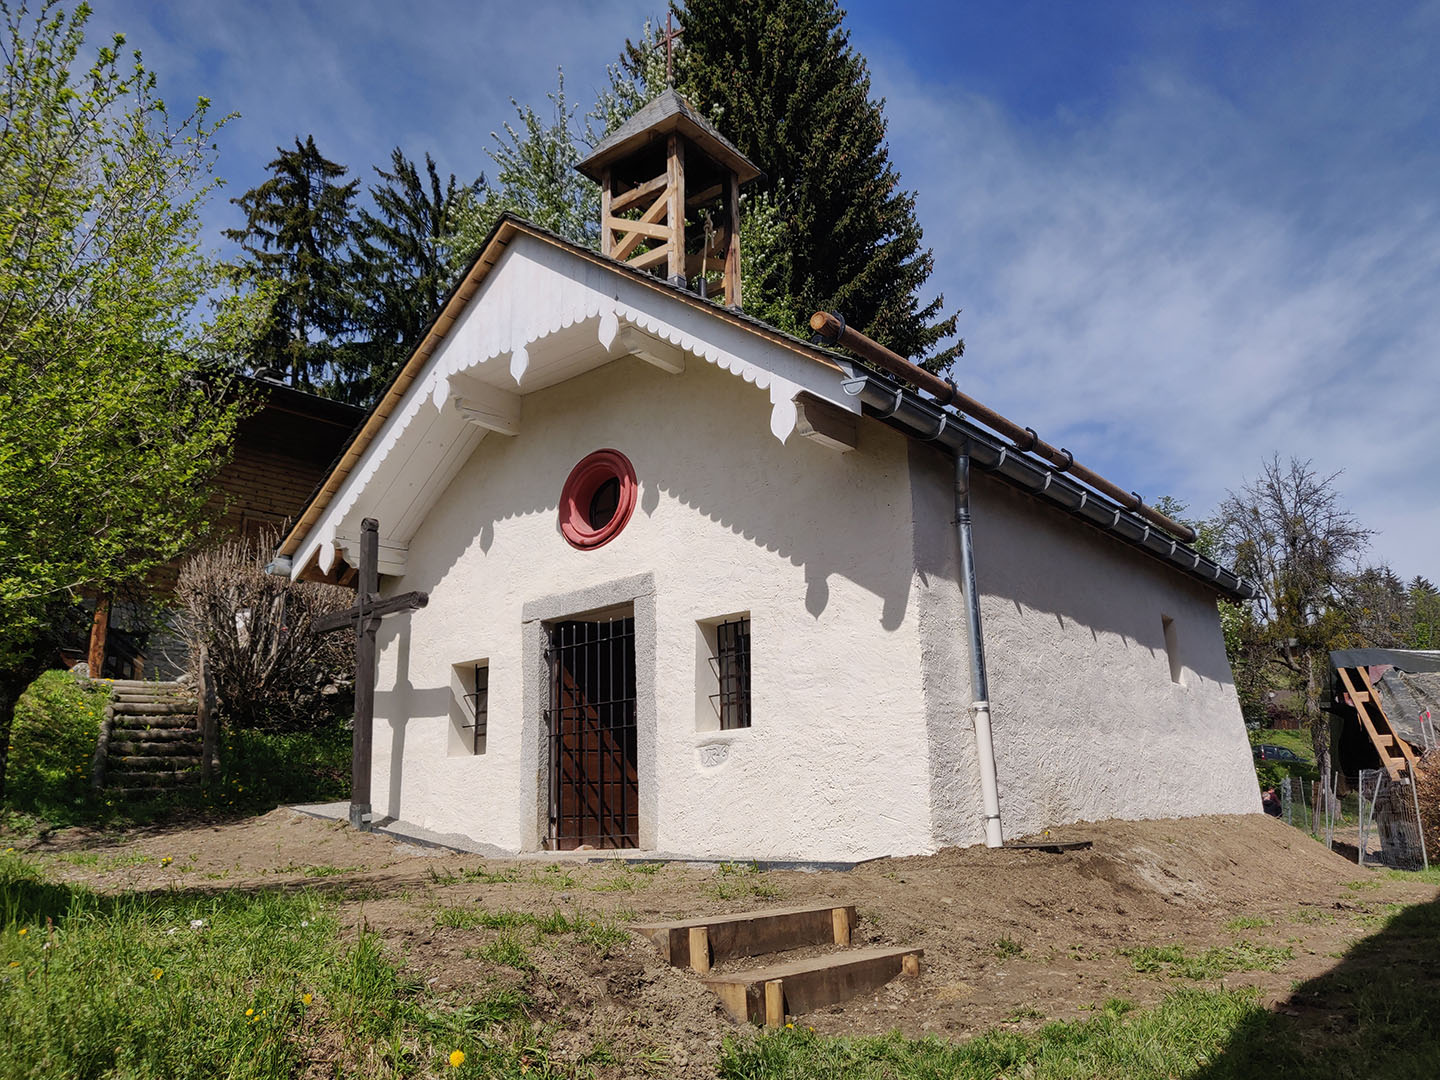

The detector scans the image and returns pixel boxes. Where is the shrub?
[4,671,108,818]
[175,532,352,733]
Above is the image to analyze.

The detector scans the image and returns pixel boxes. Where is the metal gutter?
[840,371,1257,601]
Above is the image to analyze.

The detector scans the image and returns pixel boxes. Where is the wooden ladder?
[1335,666,1423,780]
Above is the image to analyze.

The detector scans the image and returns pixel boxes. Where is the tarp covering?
[1329,649,1440,674]
[1374,669,1440,749]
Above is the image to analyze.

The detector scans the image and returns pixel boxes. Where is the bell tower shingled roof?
[576,88,761,308]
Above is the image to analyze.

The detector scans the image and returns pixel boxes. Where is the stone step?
[111,715,197,731]
[701,946,923,1026]
[633,904,858,970]
[109,702,197,716]
[110,755,201,771]
[108,740,201,757]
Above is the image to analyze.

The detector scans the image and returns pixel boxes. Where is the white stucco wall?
[371,353,940,861]
[929,462,1263,838]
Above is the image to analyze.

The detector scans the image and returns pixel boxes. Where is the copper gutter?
[809,311,1197,543]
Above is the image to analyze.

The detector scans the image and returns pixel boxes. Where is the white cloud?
[867,17,1440,580]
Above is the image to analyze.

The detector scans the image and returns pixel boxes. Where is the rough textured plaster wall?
[907,442,986,848]
[965,474,1261,837]
[372,354,934,861]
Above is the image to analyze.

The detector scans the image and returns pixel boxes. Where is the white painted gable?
[290,230,858,581]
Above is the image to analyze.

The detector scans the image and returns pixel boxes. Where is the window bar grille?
[461,663,488,753]
[545,616,638,849]
[709,617,751,730]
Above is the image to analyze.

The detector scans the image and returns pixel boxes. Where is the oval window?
[559,449,637,550]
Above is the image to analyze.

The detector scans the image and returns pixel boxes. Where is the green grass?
[476,932,536,971]
[704,861,781,901]
[432,904,630,952]
[993,936,1026,959]
[0,849,590,1078]
[1387,866,1440,885]
[1251,728,1316,763]
[1125,941,1294,979]
[1224,915,1273,932]
[718,992,1262,1079]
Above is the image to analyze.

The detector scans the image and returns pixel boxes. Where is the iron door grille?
[545,617,638,849]
[712,617,751,730]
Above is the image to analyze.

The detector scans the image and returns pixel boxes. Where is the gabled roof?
[275,213,847,566]
[577,88,761,185]
[274,213,1253,601]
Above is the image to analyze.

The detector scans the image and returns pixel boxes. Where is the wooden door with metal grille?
[546,616,638,849]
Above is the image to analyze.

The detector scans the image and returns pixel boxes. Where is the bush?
[208,724,351,812]
[3,671,108,819]
[175,533,352,733]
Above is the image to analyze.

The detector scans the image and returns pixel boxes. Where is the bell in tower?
[577,88,761,308]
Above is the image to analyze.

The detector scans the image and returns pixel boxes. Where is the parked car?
[1253,744,1302,763]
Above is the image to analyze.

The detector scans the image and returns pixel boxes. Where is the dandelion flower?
[245,1008,253,1017]
[160,856,174,867]
[151,968,163,979]
[448,1050,465,1068]
[785,1022,794,1029]
[7,961,18,968]
[4,847,13,854]
[302,993,313,1006]
[17,928,26,936]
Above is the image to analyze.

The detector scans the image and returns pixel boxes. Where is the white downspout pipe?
[955,448,1004,848]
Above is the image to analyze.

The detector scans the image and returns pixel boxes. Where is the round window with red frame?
[559,449,638,550]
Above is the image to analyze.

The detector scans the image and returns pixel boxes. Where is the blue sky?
[89,1,1440,581]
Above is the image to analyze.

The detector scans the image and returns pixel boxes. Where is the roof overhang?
[840,369,1258,601]
[277,215,856,584]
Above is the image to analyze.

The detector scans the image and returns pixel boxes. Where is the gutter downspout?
[955,446,1004,848]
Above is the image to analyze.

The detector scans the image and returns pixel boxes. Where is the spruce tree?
[226,136,359,390]
[673,0,961,368]
[348,149,483,404]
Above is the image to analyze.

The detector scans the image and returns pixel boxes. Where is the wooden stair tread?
[704,946,921,985]
[633,903,852,932]
[633,903,856,968]
[701,946,922,1024]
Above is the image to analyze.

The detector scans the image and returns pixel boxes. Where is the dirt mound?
[23,811,1436,1078]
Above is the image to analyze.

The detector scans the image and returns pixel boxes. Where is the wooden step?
[107,726,196,743]
[110,702,197,716]
[109,740,201,757]
[633,904,857,971]
[702,946,922,1025]
[110,715,197,730]
[110,756,201,771]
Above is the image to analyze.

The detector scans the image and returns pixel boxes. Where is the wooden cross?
[313,517,428,829]
[662,11,681,86]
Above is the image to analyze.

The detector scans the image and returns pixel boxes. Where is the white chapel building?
[276,93,1260,862]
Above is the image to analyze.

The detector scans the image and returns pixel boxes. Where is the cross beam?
[314,518,428,829]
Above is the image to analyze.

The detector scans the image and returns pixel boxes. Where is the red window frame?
[559,448,638,550]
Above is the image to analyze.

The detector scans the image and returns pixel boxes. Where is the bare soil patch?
[16,811,1436,1078]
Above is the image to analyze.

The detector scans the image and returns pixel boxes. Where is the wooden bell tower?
[577,88,761,308]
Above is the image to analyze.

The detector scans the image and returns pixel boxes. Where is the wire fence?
[1356,769,1429,871]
